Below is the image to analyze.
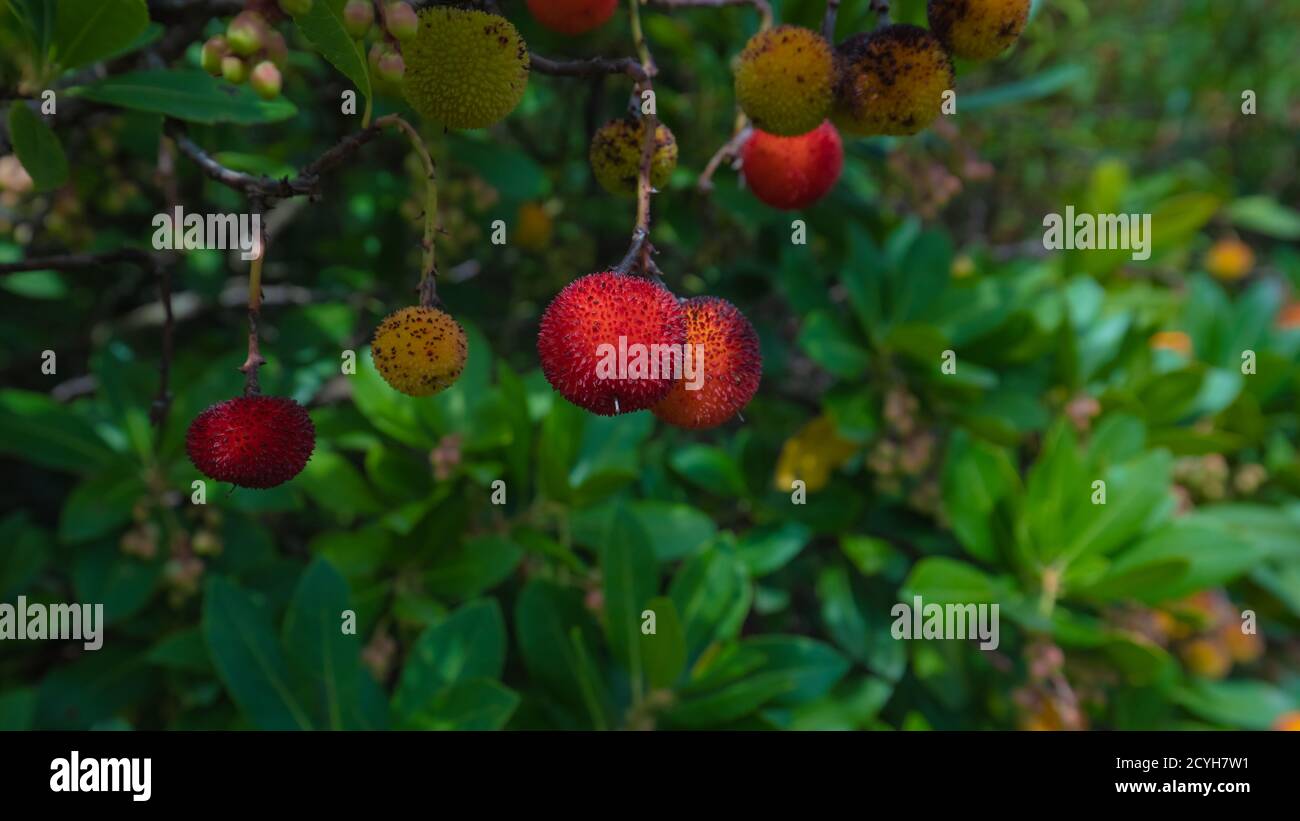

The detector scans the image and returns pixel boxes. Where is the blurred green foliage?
[1,0,1299,730]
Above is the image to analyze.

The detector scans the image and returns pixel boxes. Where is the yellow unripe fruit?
[928,0,1031,61]
[1205,237,1254,282]
[1180,638,1231,680]
[833,24,954,137]
[589,117,678,196]
[733,25,834,137]
[372,306,468,397]
[402,7,529,130]
[515,202,554,252]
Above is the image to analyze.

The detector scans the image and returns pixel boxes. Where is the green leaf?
[296,448,383,522]
[53,0,148,71]
[72,541,161,625]
[1225,196,1300,240]
[1059,450,1173,563]
[0,513,51,601]
[669,444,747,496]
[58,466,144,543]
[1173,680,1294,730]
[959,64,1087,112]
[797,311,871,379]
[393,599,506,721]
[69,70,297,124]
[203,576,314,730]
[515,579,600,706]
[739,636,850,707]
[291,0,372,102]
[7,103,67,191]
[0,688,37,731]
[1100,518,1265,603]
[601,507,658,681]
[900,558,999,604]
[423,535,522,600]
[403,679,519,730]
[669,547,752,657]
[735,522,811,577]
[940,430,1021,563]
[281,558,363,730]
[642,596,686,690]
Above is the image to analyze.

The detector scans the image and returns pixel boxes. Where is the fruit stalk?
[626,0,657,277]
[376,114,439,307]
[240,211,267,396]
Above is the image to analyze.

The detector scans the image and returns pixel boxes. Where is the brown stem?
[240,201,267,396]
[530,52,649,83]
[870,0,891,25]
[697,120,752,192]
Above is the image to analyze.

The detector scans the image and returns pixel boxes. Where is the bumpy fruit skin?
[741,121,843,210]
[537,272,687,415]
[589,118,678,196]
[833,24,954,137]
[652,297,762,430]
[187,396,315,489]
[402,8,530,130]
[526,0,617,36]
[927,0,1031,61]
[372,306,468,397]
[734,26,834,137]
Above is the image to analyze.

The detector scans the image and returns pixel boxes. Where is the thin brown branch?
[698,122,752,192]
[165,119,386,202]
[870,0,891,25]
[0,249,160,276]
[240,200,267,396]
[530,52,649,83]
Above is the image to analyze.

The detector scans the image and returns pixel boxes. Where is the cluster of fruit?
[731,0,1031,209]
[199,0,306,101]
[342,0,419,86]
[184,1,1034,488]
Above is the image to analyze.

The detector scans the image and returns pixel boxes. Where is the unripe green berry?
[384,2,418,41]
[226,11,265,57]
[278,0,313,16]
[377,51,405,83]
[343,0,374,39]
[222,55,248,84]
[368,42,385,75]
[201,36,228,76]
[250,61,283,100]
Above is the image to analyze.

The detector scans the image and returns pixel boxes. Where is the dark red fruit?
[741,121,843,210]
[537,271,687,415]
[652,297,762,429]
[186,395,315,488]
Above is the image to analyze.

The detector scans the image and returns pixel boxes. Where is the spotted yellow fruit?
[589,117,678,196]
[402,7,529,129]
[372,306,468,397]
[734,25,834,137]
[833,24,954,137]
[928,0,1031,61]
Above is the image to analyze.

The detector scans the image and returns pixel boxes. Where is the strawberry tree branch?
[373,114,440,308]
[241,198,267,396]
[530,52,650,83]
[697,120,752,192]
